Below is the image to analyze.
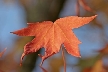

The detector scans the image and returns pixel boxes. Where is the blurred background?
[0,0,108,72]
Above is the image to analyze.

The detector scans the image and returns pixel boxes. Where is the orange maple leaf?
[11,15,97,65]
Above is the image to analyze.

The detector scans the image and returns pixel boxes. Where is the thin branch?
[76,0,80,16]
[61,46,66,72]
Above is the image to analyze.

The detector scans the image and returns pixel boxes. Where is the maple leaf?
[11,15,97,65]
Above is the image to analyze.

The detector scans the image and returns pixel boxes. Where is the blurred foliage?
[0,48,6,58]
[0,0,108,72]
[20,0,66,22]
[83,60,107,72]
[49,56,63,72]
[98,44,108,55]
[77,0,108,72]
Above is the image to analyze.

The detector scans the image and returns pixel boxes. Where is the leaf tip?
[79,55,81,58]
[20,53,25,66]
[3,48,7,51]
[10,32,13,33]
[27,23,31,24]
[94,15,98,17]
[10,32,16,34]
[92,15,97,18]
[75,54,81,58]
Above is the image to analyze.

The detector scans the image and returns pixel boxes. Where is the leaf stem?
[61,46,66,72]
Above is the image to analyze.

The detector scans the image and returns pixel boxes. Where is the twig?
[61,46,66,72]
[76,0,80,16]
